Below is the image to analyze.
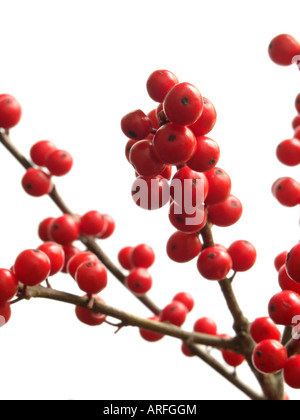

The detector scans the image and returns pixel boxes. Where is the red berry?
[160,301,187,327]
[131,175,169,211]
[222,349,245,368]
[45,149,73,176]
[118,247,134,271]
[250,317,282,343]
[194,317,218,336]
[0,301,11,327]
[166,231,202,263]
[121,109,152,140]
[207,195,242,227]
[227,240,257,272]
[75,295,106,326]
[295,93,300,114]
[79,210,107,237]
[0,94,22,129]
[169,201,207,234]
[268,290,300,326]
[75,261,107,295]
[159,165,173,180]
[125,267,152,295]
[272,177,300,207]
[276,138,300,166]
[197,247,232,281]
[125,139,139,163]
[163,82,203,126]
[22,168,53,197]
[181,343,195,357]
[153,123,196,165]
[189,97,217,136]
[139,315,164,342]
[204,168,231,206]
[283,355,300,389]
[274,251,288,272]
[131,244,155,269]
[252,339,287,374]
[48,214,80,245]
[14,249,51,286]
[37,242,65,276]
[97,214,116,239]
[173,292,194,313]
[0,269,18,302]
[268,34,300,66]
[278,265,300,295]
[38,217,55,242]
[61,245,81,273]
[286,243,300,283]
[147,109,160,130]
[294,126,300,140]
[146,70,179,103]
[129,139,165,178]
[292,115,300,130]
[67,251,99,279]
[30,140,57,167]
[187,136,220,173]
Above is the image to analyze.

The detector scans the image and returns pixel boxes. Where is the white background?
[0,0,299,401]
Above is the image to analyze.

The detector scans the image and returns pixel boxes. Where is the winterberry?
[278,265,300,295]
[75,261,108,295]
[48,214,80,245]
[118,247,134,271]
[67,251,99,279]
[75,295,106,326]
[197,247,232,281]
[97,214,115,239]
[186,136,220,173]
[0,94,22,130]
[169,201,207,234]
[207,195,242,227]
[79,210,107,237]
[0,302,11,327]
[204,168,231,206]
[30,140,57,167]
[146,70,179,103]
[0,269,19,302]
[272,177,300,207]
[129,139,165,178]
[227,240,257,272]
[166,231,202,263]
[131,244,155,269]
[131,175,169,211]
[14,249,51,286]
[249,317,281,343]
[45,149,73,176]
[194,317,218,336]
[181,343,194,357]
[295,93,300,114]
[268,34,300,66]
[189,97,217,136]
[274,251,288,272]
[22,168,53,197]
[276,138,300,166]
[125,267,152,295]
[38,217,55,242]
[285,243,300,283]
[252,339,287,374]
[283,355,300,389]
[292,115,300,130]
[139,315,164,342]
[268,290,300,326]
[121,109,152,140]
[61,245,81,273]
[173,292,194,313]
[222,349,245,368]
[37,242,65,276]
[160,301,187,327]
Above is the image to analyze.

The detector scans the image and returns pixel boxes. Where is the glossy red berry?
[274,251,288,272]
[22,168,53,197]
[75,295,106,326]
[0,302,11,327]
[278,265,300,295]
[194,317,218,336]
[169,201,207,234]
[160,301,187,327]
[131,175,169,211]
[79,210,107,237]
[166,231,202,263]
[37,242,65,276]
[283,355,300,389]
[272,177,300,207]
[125,268,152,295]
[252,339,287,374]
[146,70,179,103]
[97,214,116,239]
[147,109,160,129]
[204,168,231,206]
[139,315,164,342]
[61,245,81,273]
[292,115,300,130]
[295,93,300,114]
[30,140,57,167]
[45,149,73,176]
[159,165,173,180]
[163,82,203,126]
[268,34,300,66]
[0,94,22,129]
[38,217,55,242]
[222,350,245,368]
[227,240,257,272]
[153,123,196,166]
[129,139,165,178]
[75,261,108,295]
[286,243,300,283]
[121,109,152,140]
[187,136,220,173]
[118,247,134,271]
[173,292,194,313]
[189,97,217,136]
[250,317,281,343]
[125,139,139,163]
[181,343,194,357]
[48,214,80,245]
[268,290,300,326]
[131,244,155,269]
[197,247,232,281]
[67,251,99,279]
[276,138,300,166]
[294,125,300,140]
[0,269,18,302]
[14,249,51,286]
[207,195,242,227]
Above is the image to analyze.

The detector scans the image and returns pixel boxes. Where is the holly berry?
[118,247,134,271]
[276,138,300,166]
[0,94,22,130]
[131,244,155,269]
[129,139,165,178]
[186,136,220,173]
[75,261,108,295]
[0,302,11,327]
[189,97,217,136]
[61,245,81,273]
[121,109,152,140]
[252,339,287,374]
[22,168,53,197]
[160,301,187,327]
[147,109,160,130]
[278,265,300,295]
[97,214,115,239]
[173,292,194,313]
[37,242,65,276]
[283,355,300,389]
[45,149,73,176]
[79,210,107,237]
[0,269,19,302]
[222,349,245,368]
[227,240,257,272]
[131,175,169,210]
[268,34,300,66]
[250,317,281,343]
[207,195,243,227]
[272,177,300,207]
[163,82,203,126]
[194,317,218,336]
[38,217,55,242]
[204,168,232,206]
[146,70,179,103]
[268,290,300,326]
[139,315,164,342]
[197,247,232,281]
[14,249,51,286]
[169,201,207,234]
[286,243,300,283]
[67,251,99,279]
[274,251,288,272]
[30,140,57,167]
[166,231,202,263]
[153,123,196,166]
[75,295,106,326]
[125,268,152,295]
[48,214,80,245]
